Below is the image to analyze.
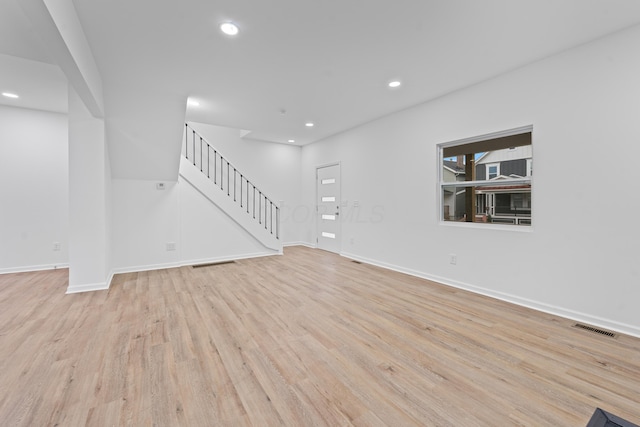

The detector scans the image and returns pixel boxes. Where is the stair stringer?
[179,157,282,253]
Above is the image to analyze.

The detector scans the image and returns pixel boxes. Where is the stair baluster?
[183,123,280,240]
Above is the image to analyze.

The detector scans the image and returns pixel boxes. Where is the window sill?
[439,220,534,232]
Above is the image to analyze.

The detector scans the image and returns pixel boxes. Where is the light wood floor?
[1,246,639,426]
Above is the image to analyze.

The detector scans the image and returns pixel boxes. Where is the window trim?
[487,163,500,180]
[437,125,533,231]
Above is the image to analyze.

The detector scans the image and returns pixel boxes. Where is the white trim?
[107,270,114,289]
[111,251,280,275]
[181,252,281,266]
[66,270,113,294]
[475,152,489,163]
[340,251,640,340]
[113,261,183,275]
[66,282,109,294]
[284,241,316,248]
[487,163,500,180]
[441,177,531,188]
[315,160,341,170]
[0,263,69,275]
[439,220,533,232]
[438,124,533,150]
[437,147,445,222]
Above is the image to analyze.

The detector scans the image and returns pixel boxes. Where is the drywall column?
[67,87,110,293]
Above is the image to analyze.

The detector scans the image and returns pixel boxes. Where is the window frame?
[487,163,500,180]
[437,125,533,230]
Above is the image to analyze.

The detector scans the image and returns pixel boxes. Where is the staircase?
[180,124,281,252]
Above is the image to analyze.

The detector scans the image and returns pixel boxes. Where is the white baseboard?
[112,251,280,275]
[65,271,114,294]
[284,241,316,249]
[340,251,640,339]
[0,263,69,275]
[66,281,108,294]
[182,251,281,267]
[112,261,182,275]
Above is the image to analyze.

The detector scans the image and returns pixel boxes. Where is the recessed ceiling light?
[388,80,402,88]
[220,22,239,36]
[288,139,295,143]
[187,99,200,107]
[2,92,19,99]
[305,122,314,127]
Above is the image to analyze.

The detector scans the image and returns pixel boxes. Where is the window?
[439,126,532,226]
[487,164,499,179]
[510,193,531,210]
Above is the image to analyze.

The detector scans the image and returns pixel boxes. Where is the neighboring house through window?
[439,126,532,226]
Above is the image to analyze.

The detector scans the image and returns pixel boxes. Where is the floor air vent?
[192,260,236,269]
[573,323,617,338]
[351,260,362,264]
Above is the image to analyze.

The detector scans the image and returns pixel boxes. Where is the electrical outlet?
[53,242,61,251]
[166,242,176,251]
[449,254,457,265]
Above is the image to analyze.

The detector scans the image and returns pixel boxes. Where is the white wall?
[0,105,68,273]
[111,179,180,271]
[112,176,271,272]
[300,25,640,337]
[112,122,301,272]
[179,175,271,262]
[104,130,112,280]
[188,122,304,245]
[106,87,185,180]
[0,109,297,276]
[67,86,110,292]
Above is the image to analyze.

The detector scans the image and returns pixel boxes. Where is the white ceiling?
[4,0,640,145]
[0,0,67,113]
[0,54,67,114]
[0,0,51,63]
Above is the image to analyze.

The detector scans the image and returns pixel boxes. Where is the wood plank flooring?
[0,246,639,426]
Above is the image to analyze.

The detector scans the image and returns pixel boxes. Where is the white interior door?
[316,164,341,253]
